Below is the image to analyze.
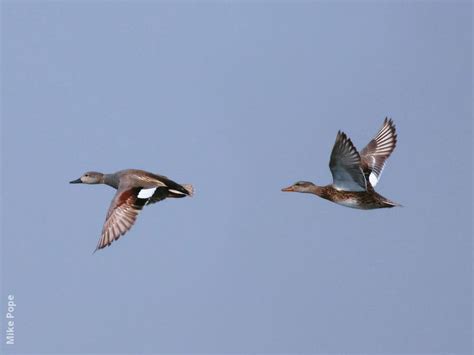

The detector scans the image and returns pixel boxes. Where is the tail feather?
[385,199,402,208]
[181,184,194,196]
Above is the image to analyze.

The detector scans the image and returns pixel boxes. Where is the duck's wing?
[94,180,193,250]
[146,187,171,204]
[146,182,193,204]
[360,118,397,187]
[329,131,367,192]
[136,172,193,203]
[95,187,152,251]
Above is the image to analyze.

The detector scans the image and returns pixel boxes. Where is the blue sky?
[1,1,472,354]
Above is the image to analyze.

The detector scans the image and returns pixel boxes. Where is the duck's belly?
[334,197,365,209]
[321,186,394,210]
[332,196,388,210]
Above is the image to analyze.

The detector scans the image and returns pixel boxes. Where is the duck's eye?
[84,174,89,177]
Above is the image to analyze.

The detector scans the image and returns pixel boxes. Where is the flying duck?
[282,118,400,209]
[70,169,193,251]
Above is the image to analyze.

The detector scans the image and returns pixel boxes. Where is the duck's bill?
[69,178,82,184]
[281,186,295,192]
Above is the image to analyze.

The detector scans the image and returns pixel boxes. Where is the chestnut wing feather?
[95,188,147,251]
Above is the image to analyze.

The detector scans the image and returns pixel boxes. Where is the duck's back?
[116,169,187,193]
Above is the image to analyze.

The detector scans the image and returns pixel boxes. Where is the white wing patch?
[369,173,378,187]
[137,187,157,199]
[368,162,385,187]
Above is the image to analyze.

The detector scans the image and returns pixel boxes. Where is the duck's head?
[281,181,316,193]
[70,171,104,184]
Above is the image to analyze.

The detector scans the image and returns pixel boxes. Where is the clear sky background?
[1,1,472,354]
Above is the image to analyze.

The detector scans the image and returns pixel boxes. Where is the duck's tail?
[181,184,194,197]
[385,198,402,208]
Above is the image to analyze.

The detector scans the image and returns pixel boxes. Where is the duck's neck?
[103,174,119,189]
[307,184,325,196]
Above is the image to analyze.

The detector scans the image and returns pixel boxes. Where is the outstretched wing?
[360,118,397,187]
[95,187,148,252]
[94,180,193,251]
[329,131,367,192]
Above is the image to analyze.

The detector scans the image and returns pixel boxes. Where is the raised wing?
[360,118,397,187]
[329,131,367,192]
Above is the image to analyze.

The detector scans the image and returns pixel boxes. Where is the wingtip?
[336,130,348,141]
[92,242,104,254]
[385,117,397,145]
[384,116,395,128]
